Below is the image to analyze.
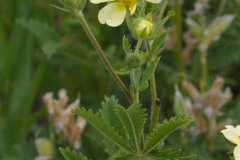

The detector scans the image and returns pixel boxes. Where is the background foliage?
[0,0,240,159]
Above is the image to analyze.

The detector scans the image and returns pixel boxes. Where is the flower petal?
[90,0,114,4]
[221,128,240,145]
[234,146,240,160]
[225,125,234,129]
[145,0,162,4]
[98,2,126,27]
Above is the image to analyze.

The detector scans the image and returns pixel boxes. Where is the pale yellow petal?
[145,0,162,4]
[234,146,240,160]
[98,2,126,27]
[225,125,234,129]
[221,128,240,145]
[90,0,114,4]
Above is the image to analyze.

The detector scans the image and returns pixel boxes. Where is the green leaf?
[134,68,141,88]
[143,115,192,154]
[123,36,132,55]
[115,104,147,152]
[72,108,135,155]
[116,68,131,75]
[140,57,160,86]
[60,147,88,160]
[150,28,171,56]
[17,18,63,57]
[154,11,175,32]
[99,96,125,156]
[138,81,149,92]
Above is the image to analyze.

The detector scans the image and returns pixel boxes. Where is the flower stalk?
[76,11,133,103]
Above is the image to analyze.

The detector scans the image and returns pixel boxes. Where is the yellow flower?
[221,125,240,160]
[90,0,162,27]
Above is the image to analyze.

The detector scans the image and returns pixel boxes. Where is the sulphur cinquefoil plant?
[51,0,197,159]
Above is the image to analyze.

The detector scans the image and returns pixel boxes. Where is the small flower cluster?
[221,125,240,160]
[175,76,233,136]
[44,89,86,150]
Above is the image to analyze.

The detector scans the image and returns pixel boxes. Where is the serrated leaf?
[138,81,149,92]
[143,115,192,154]
[72,108,135,155]
[116,68,131,75]
[115,104,147,152]
[123,36,132,55]
[154,11,175,32]
[140,57,160,86]
[150,28,171,57]
[60,147,88,160]
[99,96,125,156]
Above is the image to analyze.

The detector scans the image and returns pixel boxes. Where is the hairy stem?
[200,50,207,93]
[76,11,133,103]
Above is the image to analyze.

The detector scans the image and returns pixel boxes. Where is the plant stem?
[174,0,184,90]
[200,50,207,93]
[145,40,160,132]
[76,11,133,103]
[134,39,142,54]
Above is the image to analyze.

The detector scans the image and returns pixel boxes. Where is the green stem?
[174,0,184,89]
[200,50,207,93]
[134,39,142,54]
[145,40,160,132]
[76,11,133,103]
[216,0,226,17]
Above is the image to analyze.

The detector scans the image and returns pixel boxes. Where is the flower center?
[121,0,135,6]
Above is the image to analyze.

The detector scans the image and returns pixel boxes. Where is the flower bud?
[125,54,144,69]
[134,20,153,39]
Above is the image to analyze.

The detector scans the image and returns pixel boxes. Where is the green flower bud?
[134,19,153,39]
[126,54,144,69]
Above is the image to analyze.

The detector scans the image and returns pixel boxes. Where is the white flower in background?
[221,125,240,160]
[43,89,87,150]
[90,0,162,27]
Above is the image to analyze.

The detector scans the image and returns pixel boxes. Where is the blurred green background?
[0,0,240,159]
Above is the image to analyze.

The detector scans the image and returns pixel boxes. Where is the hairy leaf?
[140,57,160,86]
[115,104,147,152]
[143,115,192,154]
[100,96,125,156]
[60,147,88,160]
[72,108,135,154]
[123,36,132,55]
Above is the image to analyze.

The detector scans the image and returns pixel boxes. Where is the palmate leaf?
[143,115,192,154]
[123,36,132,55]
[60,147,89,160]
[72,108,136,155]
[115,104,147,152]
